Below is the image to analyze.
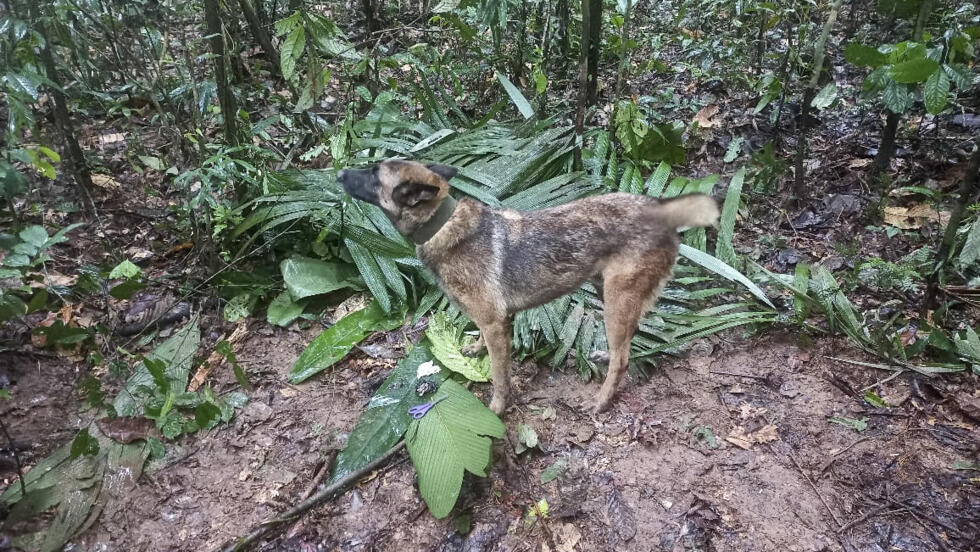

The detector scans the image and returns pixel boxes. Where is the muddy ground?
[5,324,977,552]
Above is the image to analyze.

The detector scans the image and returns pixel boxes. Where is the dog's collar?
[409,196,458,244]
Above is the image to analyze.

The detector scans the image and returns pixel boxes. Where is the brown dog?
[338,159,719,414]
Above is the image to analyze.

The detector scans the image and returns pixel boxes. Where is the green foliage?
[848,36,976,115]
[0,223,84,323]
[426,312,491,381]
[330,345,448,485]
[405,378,505,518]
[289,299,404,383]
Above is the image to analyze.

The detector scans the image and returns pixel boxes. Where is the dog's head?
[337,160,457,235]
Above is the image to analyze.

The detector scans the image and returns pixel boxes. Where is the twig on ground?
[836,505,899,534]
[0,415,27,497]
[708,370,769,381]
[818,437,869,475]
[778,446,843,529]
[219,441,406,552]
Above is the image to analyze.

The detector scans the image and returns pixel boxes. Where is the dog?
[338,159,719,414]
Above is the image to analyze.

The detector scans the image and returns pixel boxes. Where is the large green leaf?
[882,81,911,113]
[959,219,980,268]
[280,256,361,300]
[679,245,774,308]
[426,312,491,381]
[496,72,534,119]
[329,345,447,484]
[114,320,201,416]
[266,290,305,326]
[715,167,745,266]
[845,43,888,68]
[922,69,950,114]
[405,378,504,518]
[281,25,306,81]
[888,58,940,84]
[289,299,404,383]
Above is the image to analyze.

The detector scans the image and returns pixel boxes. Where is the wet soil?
[7,326,976,552]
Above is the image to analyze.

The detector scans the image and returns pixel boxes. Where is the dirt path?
[5,326,978,551]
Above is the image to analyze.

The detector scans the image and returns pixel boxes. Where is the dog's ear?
[427,164,457,181]
[392,181,441,207]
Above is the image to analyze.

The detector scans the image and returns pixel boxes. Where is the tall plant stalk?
[872,0,933,178]
[792,0,842,206]
[204,0,240,147]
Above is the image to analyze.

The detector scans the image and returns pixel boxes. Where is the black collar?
[409,196,458,244]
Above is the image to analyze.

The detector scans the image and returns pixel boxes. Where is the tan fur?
[338,160,720,414]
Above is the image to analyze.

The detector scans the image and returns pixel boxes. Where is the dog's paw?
[461,342,487,357]
[588,351,610,365]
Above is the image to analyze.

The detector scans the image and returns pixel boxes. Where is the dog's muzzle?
[338,168,380,205]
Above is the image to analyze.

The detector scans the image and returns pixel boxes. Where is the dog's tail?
[653,193,720,229]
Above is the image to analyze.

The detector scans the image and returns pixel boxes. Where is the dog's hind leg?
[595,256,672,412]
[477,318,512,415]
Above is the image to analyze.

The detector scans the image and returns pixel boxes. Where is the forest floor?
[6,323,979,551]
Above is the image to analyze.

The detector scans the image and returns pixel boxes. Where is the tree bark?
[237,0,282,77]
[791,0,841,207]
[362,0,378,35]
[921,146,980,317]
[557,0,569,58]
[574,0,602,169]
[582,0,602,106]
[34,6,94,210]
[873,111,900,175]
[204,0,239,146]
[872,0,931,180]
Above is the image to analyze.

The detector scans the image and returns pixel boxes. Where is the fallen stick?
[218,441,406,552]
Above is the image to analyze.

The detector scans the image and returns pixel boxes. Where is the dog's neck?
[408,196,458,244]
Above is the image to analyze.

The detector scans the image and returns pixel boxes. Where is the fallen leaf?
[555,522,582,552]
[884,203,947,229]
[693,104,720,128]
[164,242,194,256]
[98,133,126,146]
[725,424,779,449]
[738,404,768,419]
[849,158,873,168]
[45,271,77,287]
[91,174,122,190]
[96,416,157,443]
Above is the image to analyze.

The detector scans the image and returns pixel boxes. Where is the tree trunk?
[204,0,239,146]
[238,0,281,77]
[362,0,378,35]
[873,0,931,180]
[512,0,528,83]
[582,0,602,106]
[921,146,980,317]
[557,0,569,58]
[791,0,841,207]
[34,7,94,210]
[754,11,766,74]
[873,111,900,175]
[792,86,815,205]
[574,0,602,169]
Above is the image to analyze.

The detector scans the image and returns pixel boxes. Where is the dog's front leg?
[478,320,512,415]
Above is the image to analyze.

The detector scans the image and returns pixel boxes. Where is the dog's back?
[427,192,718,313]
